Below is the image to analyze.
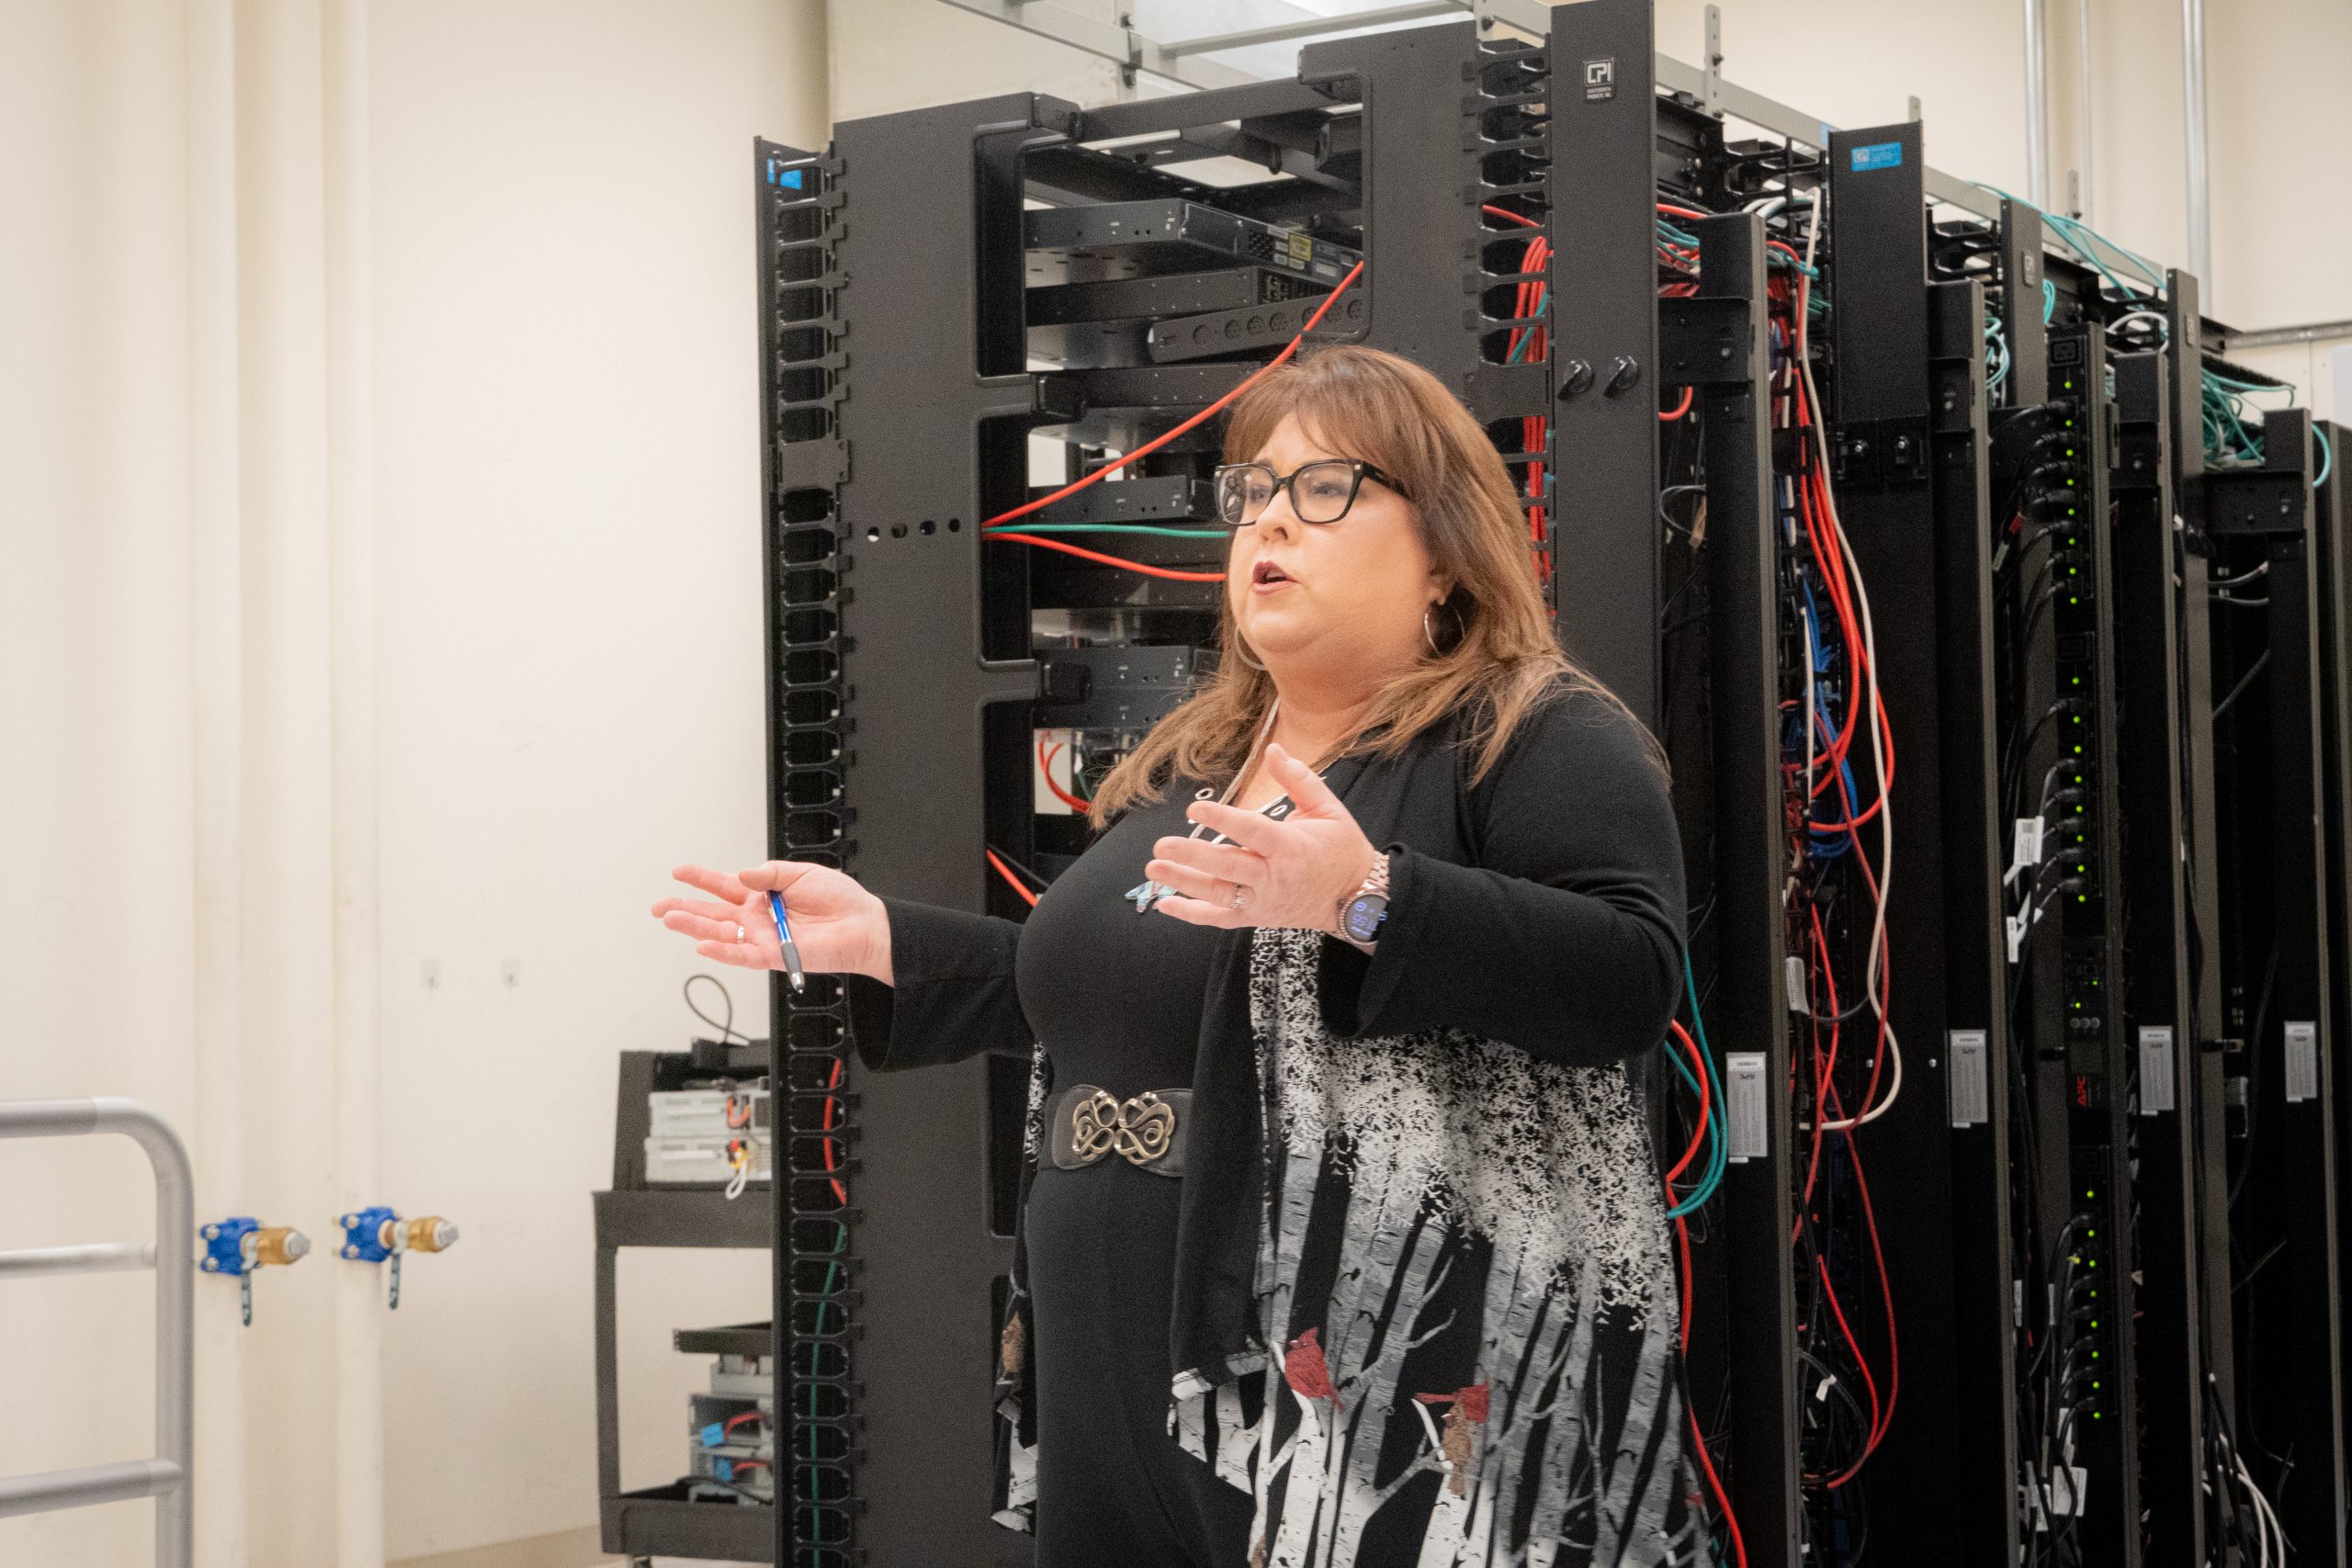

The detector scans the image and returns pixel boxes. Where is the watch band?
[1336,851,1392,953]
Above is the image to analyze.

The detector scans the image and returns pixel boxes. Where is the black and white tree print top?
[848,681,1694,1565]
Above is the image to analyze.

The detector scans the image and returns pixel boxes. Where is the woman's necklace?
[1125,697,1351,915]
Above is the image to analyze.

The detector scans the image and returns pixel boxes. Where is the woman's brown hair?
[1088,344,1645,819]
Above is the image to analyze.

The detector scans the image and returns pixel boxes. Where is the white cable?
[1788,184,1904,1132]
[2235,1455,2277,1568]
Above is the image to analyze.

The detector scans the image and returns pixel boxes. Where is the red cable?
[1659,386,1694,422]
[986,849,1040,908]
[1481,204,1541,229]
[1670,1200,1749,1567]
[1664,1020,1711,1189]
[1815,1249,1883,1480]
[1835,1114,1902,1479]
[986,533,1227,583]
[982,260,1367,534]
[818,1058,848,1207]
[1036,736,1091,815]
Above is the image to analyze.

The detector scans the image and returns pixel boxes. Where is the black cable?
[2211,650,2270,724]
[685,973,746,1045]
[986,844,1054,890]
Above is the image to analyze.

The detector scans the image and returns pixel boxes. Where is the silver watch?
[1336,852,1391,953]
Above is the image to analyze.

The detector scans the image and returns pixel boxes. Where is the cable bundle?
[1762,189,1904,1552]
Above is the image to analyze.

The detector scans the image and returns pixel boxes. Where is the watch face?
[1342,894,1388,942]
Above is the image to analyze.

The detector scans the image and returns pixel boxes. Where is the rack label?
[2285,1021,2320,1103]
[1849,141,1904,172]
[1725,1053,1769,1162]
[1948,1030,1989,1127]
[2138,1026,2176,1116]
[1582,58,1616,102]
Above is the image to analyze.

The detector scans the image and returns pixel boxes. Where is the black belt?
[1044,1085,1190,1178]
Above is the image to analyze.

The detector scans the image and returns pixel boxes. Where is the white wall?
[368,2,825,1558]
[0,3,823,1566]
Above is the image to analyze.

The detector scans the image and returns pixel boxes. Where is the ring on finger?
[1229,882,1250,910]
[735,924,746,943]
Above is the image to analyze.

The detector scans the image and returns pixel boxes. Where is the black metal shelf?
[595,1048,780,1563]
[594,1188,772,1251]
[601,1483,771,1562]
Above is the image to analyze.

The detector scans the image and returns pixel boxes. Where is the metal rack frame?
[0,1099,193,1568]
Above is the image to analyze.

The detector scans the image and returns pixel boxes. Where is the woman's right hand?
[651,861,893,985]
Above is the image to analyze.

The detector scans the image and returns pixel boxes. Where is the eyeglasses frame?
[1209,457,1405,528]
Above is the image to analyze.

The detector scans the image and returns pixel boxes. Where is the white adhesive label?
[1949,1030,1990,1127]
[1725,1053,1770,1163]
[1786,954,1808,1013]
[2285,1021,2320,1104]
[2138,1026,2176,1116]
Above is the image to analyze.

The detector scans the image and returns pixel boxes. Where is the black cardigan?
[842,680,1687,1386]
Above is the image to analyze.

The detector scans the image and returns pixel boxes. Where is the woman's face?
[1226,412,1449,680]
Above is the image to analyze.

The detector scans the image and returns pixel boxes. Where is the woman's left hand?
[1146,742,1380,933]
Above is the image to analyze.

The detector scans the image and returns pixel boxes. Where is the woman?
[653,346,1696,1566]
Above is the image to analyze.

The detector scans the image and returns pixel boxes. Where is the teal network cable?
[1664,953,1727,1219]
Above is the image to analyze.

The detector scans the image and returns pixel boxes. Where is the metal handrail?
[0,1099,193,1567]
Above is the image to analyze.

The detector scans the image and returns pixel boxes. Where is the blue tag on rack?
[1849,141,1903,172]
[700,1422,726,1449]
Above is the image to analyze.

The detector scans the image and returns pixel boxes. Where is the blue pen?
[767,890,807,994]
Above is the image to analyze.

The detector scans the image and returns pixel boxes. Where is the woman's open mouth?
[1251,558,1297,593]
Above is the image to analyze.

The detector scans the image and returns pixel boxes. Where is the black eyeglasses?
[1211,458,1402,528]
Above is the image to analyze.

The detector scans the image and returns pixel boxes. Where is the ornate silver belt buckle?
[1062,1088,1182,1171]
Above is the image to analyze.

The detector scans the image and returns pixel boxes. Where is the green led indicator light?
[2074,745,2084,754]
[2092,1381,2102,1391]
[2086,1228,2096,1238]
[2090,1319,2100,1328]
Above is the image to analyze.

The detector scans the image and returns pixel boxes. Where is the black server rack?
[747,9,1683,1561]
[1926,272,2023,1564]
[2208,405,2350,1567]
[1995,310,2143,1564]
[2106,344,2215,1562]
[2320,425,2352,1460]
[1818,119,1973,1564]
[1661,204,1801,1568]
[714,6,2352,1564]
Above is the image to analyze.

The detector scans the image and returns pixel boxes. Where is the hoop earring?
[1423,605,1442,657]
[1233,638,1266,671]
